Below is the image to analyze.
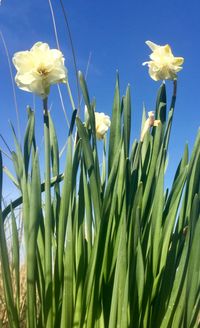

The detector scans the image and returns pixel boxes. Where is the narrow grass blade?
[61,201,74,327]
[3,166,19,189]
[108,72,121,174]
[23,107,35,175]
[78,71,96,140]
[108,201,127,328]
[123,84,131,158]
[0,152,19,327]
[76,117,101,225]
[27,151,41,328]
[57,110,76,280]
[43,102,53,328]
[185,195,200,327]
[49,112,60,237]
[159,166,188,272]
[11,207,20,315]
[151,159,164,277]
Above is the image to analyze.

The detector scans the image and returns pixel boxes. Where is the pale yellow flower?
[140,111,161,141]
[13,42,67,98]
[85,106,111,139]
[143,41,184,81]
[95,112,111,139]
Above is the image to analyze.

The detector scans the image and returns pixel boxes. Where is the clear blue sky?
[0,0,199,197]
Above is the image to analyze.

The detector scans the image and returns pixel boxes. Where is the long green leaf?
[27,150,41,328]
[123,84,131,158]
[108,72,121,174]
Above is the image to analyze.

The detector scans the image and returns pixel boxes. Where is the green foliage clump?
[0,73,200,328]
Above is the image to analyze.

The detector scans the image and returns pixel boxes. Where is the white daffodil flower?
[143,41,184,81]
[13,42,67,98]
[140,111,161,141]
[85,106,111,140]
[95,112,111,139]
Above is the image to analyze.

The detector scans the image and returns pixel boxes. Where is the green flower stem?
[173,79,177,97]
[43,98,53,328]
[66,80,76,111]
[163,79,177,155]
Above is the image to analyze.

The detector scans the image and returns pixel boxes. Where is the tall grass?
[0,70,200,327]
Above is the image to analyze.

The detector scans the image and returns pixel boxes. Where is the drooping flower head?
[95,112,111,139]
[140,111,161,141]
[143,41,184,81]
[13,42,67,98]
[84,105,111,140]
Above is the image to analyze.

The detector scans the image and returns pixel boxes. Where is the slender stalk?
[48,0,60,51]
[47,0,71,128]
[173,79,177,97]
[59,0,81,112]
[43,98,53,328]
[57,84,70,128]
[163,79,177,153]
[0,31,21,141]
[66,80,76,111]
[80,51,92,106]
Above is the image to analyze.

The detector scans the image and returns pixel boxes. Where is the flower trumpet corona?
[140,111,161,141]
[143,41,184,81]
[13,42,67,98]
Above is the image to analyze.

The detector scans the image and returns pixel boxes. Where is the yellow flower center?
[37,66,49,77]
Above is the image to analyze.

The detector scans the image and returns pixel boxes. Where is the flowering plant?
[1,38,200,328]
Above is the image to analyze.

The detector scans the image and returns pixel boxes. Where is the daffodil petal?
[153,120,161,127]
[145,41,160,51]
[174,57,184,65]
